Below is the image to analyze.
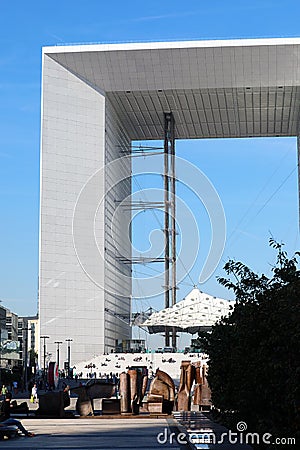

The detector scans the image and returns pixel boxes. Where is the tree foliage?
[197,239,300,445]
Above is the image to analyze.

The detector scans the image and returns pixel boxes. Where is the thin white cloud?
[45,32,65,43]
[127,10,199,23]
[235,229,261,241]
[122,2,276,25]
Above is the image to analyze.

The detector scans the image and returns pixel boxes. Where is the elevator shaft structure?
[163,112,177,349]
[119,113,177,348]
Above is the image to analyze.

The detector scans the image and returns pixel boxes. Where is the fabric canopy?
[142,288,235,334]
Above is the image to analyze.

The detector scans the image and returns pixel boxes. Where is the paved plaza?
[0,417,185,450]
[0,395,253,449]
[0,413,255,449]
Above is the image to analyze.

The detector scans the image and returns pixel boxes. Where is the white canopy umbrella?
[142,288,235,334]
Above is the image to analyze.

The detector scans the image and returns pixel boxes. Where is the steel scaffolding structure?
[116,112,178,348]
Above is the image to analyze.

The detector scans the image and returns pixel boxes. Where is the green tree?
[198,239,300,445]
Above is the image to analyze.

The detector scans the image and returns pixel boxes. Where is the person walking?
[0,392,35,437]
[31,383,38,403]
[1,385,8,400]
[12,381,18,395]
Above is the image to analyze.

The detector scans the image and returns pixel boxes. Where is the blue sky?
[1,0,300,318]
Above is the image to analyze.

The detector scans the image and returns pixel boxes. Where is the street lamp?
[0,319,4,367]
[54,341,62,369]
[22,327,31,393]
[0,300,2,371]
[0,316,6,387]
[40,335,49,378]
[65,339,73,377]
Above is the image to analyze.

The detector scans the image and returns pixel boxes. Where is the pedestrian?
[1,385,8,400]
[63,385,70,408]
[12,381,18,395]
[0,392,35,437]
[31,383,38,403]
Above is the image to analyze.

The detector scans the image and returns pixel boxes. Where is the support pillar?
[163,112,176,349]
[297,136,300,228]
[164,113,170,347]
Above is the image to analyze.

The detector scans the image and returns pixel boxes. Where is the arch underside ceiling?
[107,87,300,140]
[45,38,300,140]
